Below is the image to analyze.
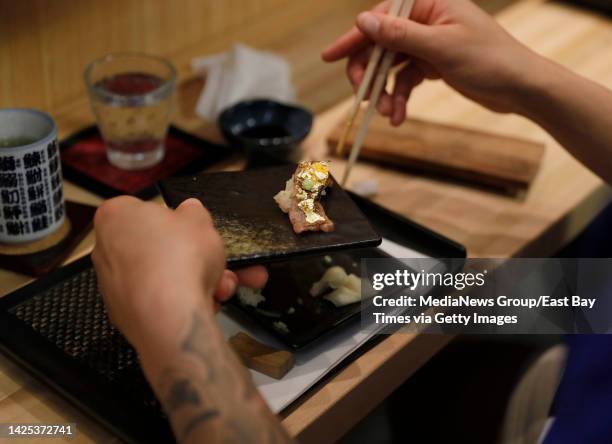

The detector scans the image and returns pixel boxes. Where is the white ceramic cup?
[0,109,65,244]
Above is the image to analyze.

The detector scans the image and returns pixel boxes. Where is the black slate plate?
[158,165,382,267]
[228,247,399,349]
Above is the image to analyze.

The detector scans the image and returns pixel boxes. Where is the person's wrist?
[129,282,216,357]
[509,50,563,120]
[135,301,219,389]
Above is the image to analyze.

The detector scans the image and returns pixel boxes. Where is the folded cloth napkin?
[192,43,296,121]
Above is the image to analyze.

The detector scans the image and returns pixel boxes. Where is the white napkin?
[191,43,296,121]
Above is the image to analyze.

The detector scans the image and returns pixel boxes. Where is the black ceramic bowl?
[218,99,313,167]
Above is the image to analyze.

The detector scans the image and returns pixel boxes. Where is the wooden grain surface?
[1,0,612,443]
[328,115,546,191]
[0,0,372,121]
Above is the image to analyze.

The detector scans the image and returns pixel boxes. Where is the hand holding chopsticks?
[323,0,543,187]
[339,0,415,187]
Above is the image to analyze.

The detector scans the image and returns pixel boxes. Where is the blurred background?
[0,0,516,134]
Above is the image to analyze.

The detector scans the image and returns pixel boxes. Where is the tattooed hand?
[92,196,267,356]
[93,197,290,443]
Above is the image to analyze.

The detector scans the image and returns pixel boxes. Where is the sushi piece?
[274,161,335,234]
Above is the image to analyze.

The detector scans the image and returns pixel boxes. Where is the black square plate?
[158,165,382,267]
[228,247,396,349]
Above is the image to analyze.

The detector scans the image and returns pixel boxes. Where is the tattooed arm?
[139,308,293,444]
[92,197,292,443]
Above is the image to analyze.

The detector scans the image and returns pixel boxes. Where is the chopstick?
[339,0,415,187]
[334,0,404,157]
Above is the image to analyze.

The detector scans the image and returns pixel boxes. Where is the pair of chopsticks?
[339,0,415,187]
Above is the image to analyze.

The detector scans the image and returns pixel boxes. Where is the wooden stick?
[334,0,405,156]
[341,0,415,187]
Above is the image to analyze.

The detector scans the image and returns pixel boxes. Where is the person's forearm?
[137,304,294,444]
[515,55,612,184]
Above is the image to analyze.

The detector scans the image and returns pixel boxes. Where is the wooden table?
[1,0,612,442]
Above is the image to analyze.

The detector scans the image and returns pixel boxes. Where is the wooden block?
[229,332,295,380]
[328,115,545,191]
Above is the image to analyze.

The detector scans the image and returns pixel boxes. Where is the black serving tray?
[158,165,382,267]
[0,195,465,444]
[0,258,172,443]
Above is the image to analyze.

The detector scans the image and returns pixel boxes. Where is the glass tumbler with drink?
[84,53,176,170]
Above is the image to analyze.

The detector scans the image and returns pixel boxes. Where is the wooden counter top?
[2,0,612,442]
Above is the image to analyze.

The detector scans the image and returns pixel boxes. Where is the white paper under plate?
[216,238,435,413]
